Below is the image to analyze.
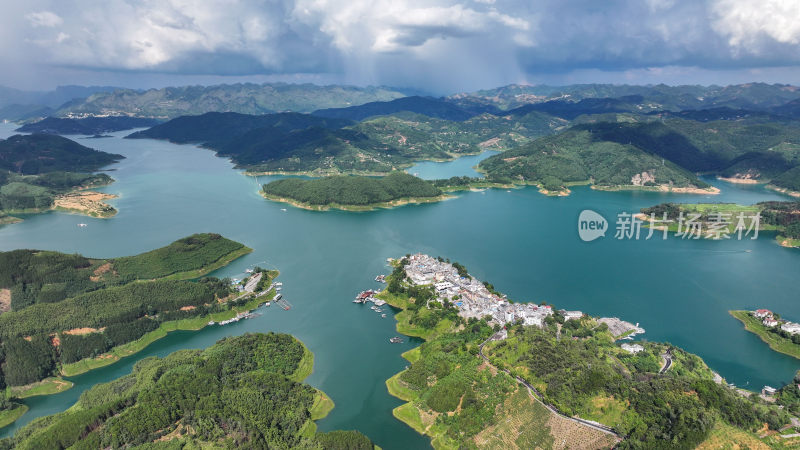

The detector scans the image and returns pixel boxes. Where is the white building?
[764,318,779,327]
[782,322,800,335]
[434,281,454,292]
[621,343,644,354]
[563,310,583,321]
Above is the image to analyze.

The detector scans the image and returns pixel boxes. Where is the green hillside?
[1,333,374,449]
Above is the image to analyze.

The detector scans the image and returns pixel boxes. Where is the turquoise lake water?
[0,123,798,448]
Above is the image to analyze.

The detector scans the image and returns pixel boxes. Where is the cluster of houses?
[753,309,800,335]
[403,254,574,328]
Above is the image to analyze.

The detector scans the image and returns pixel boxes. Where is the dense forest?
[0,134,122,175]
[478,127,704,191]
[0,233,248,310]
[262,172,444,207]
[0,234,252,390]
[0,333,374,449]
[478,117,800,192]
[126,108,559,174]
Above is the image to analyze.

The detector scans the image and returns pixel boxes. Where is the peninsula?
[639,201,800,247]
[731,309,800,359]
[380,254,796,449]
[0,134,124,222]
[1,332,375,449]
[0,233,265,427]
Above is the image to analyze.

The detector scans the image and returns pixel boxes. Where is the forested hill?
[0,134,123,175]
[0,232,257,418]
[126,111,353,145]
[57,83,406,118]
[2,333,374,449]
[0,233,250,311]
[15,116,161,135]
[126,108,560,174]
[477,127,705,192]
[312,96,477,121]
[262,172,443,209]
[478,117,800,192]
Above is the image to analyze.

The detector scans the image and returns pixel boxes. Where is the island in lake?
[0,134,124,221]
[378,254,799,449]
[1,332,375,449]
[0,233,276,428]
[261,172,451,211]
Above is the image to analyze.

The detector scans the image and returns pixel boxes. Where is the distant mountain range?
[5,82,800,122]
[7,81,800,194]
[312,96,479,121]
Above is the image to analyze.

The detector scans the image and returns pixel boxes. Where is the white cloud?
[25,11,62,28]
[712,0,800,53]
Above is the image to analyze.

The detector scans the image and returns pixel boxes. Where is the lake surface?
[0,123,798,447]
[405,150,499,179]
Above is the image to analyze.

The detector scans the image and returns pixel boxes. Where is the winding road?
[660,349,673,374]
[478,332,622,440]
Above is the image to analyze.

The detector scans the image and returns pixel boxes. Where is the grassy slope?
[159,245,252,280]
[0,404,28,429]
[730,310,800,359]
[7,378,74,399]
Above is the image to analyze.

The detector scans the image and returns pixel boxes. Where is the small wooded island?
[261,172,450,211]
[1,332,374,449]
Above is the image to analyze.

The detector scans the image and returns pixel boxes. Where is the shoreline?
[592,184,721,195]
[60,277,277,378]
[53,191,118,218]
[260,191,454,212]
[767,184,800,198]
[0,250,260,410]
[717,176,762,185]
[730,310,800,360]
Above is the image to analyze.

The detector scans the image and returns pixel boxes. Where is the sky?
[2,0,800,94]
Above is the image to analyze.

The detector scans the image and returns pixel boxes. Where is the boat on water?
[245,269,254,273]
[375,274,386,283]
[381,313,387,318]
[77,223,88,227]
[389,336,404,344]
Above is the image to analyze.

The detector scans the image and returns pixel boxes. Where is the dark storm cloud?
[2,0,799,90]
